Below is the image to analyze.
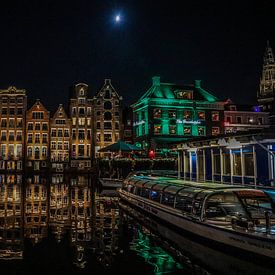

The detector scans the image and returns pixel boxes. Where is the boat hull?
[118,190,275,259]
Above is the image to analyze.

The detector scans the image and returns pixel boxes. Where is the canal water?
[0,173,274,275]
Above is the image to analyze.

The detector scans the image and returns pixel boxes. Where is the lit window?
[153,109,162,119]
[184,127,191,135]
[212,111,219,121]
[154,125,162,134]
[104,133,112,142]
[198,111,205,120]
[176,90,193,99]
[198,127,205,136]
[168,110,176,118]
[212,127,220,135]
[183,110,192,120]
[169,125,176,135]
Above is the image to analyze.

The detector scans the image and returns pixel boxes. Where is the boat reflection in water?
[119,200,275,275]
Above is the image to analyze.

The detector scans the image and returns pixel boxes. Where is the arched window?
[27,147,32,157]
[34,147,40,159]
[104,101,112,110]
[42,147,47,157]
[104,112,112,120]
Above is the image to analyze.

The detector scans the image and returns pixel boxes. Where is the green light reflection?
[130,230,183,274]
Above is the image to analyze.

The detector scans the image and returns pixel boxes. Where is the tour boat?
[118,174,275,259]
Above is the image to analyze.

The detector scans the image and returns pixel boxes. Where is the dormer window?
[176,90,193,99]
[79,88,85,96]
[229,105,236,111]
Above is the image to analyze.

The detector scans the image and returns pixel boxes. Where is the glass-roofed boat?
[118,173,275,259]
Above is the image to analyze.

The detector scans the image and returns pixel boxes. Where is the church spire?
[258,40,275,112]
[264,40,275,66]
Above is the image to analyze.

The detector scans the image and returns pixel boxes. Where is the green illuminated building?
[132,76,224,153]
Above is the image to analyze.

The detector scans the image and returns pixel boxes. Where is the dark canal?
[0,173,274,275]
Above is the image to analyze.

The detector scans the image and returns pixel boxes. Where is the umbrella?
[98,140,143,152]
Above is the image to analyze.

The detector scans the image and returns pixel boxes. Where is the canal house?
[132,76,225,155]
[50,104,71,172]
[177,129,275,187]
[25,99,50,172]
[0,87,27,172]
[69,83,93,170]
[93,79,123,157]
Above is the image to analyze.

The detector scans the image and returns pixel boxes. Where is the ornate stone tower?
[258,41,275,113]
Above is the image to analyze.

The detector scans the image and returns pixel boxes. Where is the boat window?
[193,198,203,216]
[152,183,171,191]
[175,196,193,213]
[140,188,150,198]
[134,187,141,196]
[164,185,184,195]
[178,187,201,198]
[150,190,161,202]
[122,183,134,193]
[205,192,247,221]
[235,190,273,217]
[161,193,175,207]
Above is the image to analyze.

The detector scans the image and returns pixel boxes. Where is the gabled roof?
[136,76,219,104]
[52,104,69,120]
[95,79,121,99]
[27,99,49,113]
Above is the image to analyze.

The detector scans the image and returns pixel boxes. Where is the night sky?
[0,0,274,111]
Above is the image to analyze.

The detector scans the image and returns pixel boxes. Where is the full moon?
[115,15,121,23]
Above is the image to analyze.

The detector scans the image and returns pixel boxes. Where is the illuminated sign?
[133,120,145,126]
[176,119,201,125]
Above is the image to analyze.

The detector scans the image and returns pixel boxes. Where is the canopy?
[98,140,143,152]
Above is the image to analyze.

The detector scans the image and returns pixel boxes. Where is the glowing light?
[115,14,121,23]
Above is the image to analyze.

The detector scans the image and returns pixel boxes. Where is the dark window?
[104,101,112,110]
[104,112,112,120]
[104,90,111,99]
[104,122,112,129]
[79,108,85,115]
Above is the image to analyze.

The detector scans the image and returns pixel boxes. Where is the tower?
[258,41,275,113]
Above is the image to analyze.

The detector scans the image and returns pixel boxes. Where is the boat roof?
[127,175,260,197]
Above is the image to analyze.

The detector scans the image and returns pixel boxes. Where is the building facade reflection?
[0,174,23,259]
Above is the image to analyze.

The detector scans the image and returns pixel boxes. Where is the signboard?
[176,119,201,125]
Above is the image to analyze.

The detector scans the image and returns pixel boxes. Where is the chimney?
[195,80,201,88]
[105,79,111,85]
[152,76,160,86]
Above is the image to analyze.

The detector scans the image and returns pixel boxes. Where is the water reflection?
[0,173,274,275]
[120,201,275,275]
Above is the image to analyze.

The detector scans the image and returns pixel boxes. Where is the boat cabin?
[122,176,275,228]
